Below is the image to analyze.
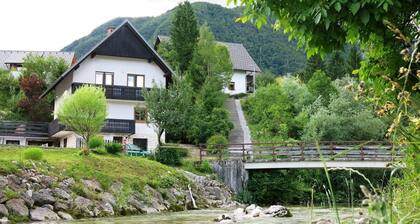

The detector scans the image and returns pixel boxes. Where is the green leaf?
[350,2,360,15]
[314,13,321,24]
[360,10,370,25]
[334,2,342,12]
[383,3,388,11]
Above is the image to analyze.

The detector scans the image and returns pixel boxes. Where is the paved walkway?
[225,99,251,146]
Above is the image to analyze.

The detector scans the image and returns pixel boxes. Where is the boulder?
[53,188,71,201]
[73,196,94,217]
[82,180,102,193]
[0,204,8,217]
[100,192,116,208]
[0,217,8,224]
[232,208,245,222]
[214,214,232,222]
[38,175,57,188]
[32,189,56,206]
[5,199,29,217]
[127,196,147,213]
[250,206,262,217]
[57,211,73,220]
[58,178,75,191]
[245,204,256,214]
[0,176,7,188]
[0,192,7,204]
[263,205,292,217]
[30,207,60,221]
[54,200,70,211]
[21,191,34,208]
[96,202,114,216]
[6,175,23,191]
[109,181,123,194]
[42,204,54,211]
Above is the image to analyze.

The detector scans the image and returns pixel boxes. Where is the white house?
[154,35,261,95]
[41,21,173,150]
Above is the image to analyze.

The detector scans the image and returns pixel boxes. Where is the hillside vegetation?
[62,2,306,74]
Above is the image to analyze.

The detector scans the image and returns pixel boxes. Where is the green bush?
[23,148,43,161]
[206,134,228,159]
[197,160,213,174]
[155,146,182,166]
[104,143,123,155]
[88,136,103,149]
[91,148,107,155]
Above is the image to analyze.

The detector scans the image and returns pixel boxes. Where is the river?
[66,207,364,223]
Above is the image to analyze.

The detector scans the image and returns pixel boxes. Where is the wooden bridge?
[199,141,403,169]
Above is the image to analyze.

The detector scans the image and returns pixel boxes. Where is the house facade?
[41,21,173,150]
[154,36,261,95]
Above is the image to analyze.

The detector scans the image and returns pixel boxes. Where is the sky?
[0,0,230,51]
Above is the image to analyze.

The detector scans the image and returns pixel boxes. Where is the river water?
[66,207,364,224]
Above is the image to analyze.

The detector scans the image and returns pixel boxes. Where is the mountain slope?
[63,2,306,74]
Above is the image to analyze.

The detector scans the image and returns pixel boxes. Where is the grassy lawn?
[0,146,188,191]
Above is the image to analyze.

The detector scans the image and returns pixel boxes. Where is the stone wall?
[211,160,248,193]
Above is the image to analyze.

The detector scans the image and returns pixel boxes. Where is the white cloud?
[0,0,232,51]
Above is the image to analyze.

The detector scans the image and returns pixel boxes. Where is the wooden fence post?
[300,143,305,161]
[360,146,364,161]
[272,144,276,162]
[242,144,246,162]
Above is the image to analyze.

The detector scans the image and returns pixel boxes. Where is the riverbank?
[0,147,235,223]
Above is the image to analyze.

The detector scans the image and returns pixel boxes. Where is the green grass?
[0,146,189,192]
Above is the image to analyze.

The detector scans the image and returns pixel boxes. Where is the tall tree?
[57,86,107,155]
[187,24,233,91]
[324,51,349,80]
[170,1,199,73]
[21,54,68,85]
[18,74,52,121]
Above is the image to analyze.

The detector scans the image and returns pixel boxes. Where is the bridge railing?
[199,141,403,163]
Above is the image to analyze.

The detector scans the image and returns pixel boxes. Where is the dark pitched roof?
[155,35,261,72]
[0,50,75,70]
[41,21,173,98]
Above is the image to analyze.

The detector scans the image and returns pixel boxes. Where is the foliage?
[187,24,233,91]
[255,70,276,89]
[324,51,351,80]
[63,3,307,75]
[21,54,68,85]
[230,0,419,57]
[206,134,228,159]
[2,187,19,199]
[57,86,107,154]
[17,74,52,121]
[104,143,123,155]
[170,1,199,73]
[303,80,387,141]
[22,148,44,161]
[246,168,392,206]
[0,69,22,120]
[154,146,183,166]
[91,148,107,155]
[144,76,195,145]
[306,70,337,104]
[88,136,103,149]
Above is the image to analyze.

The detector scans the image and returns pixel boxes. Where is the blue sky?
[0,0,229,51]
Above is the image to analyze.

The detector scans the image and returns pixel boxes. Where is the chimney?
[106,26,115,36]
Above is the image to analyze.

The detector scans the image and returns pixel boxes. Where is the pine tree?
[170,1,199,74]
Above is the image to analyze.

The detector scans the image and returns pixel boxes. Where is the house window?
[95,71,114,85]
[228,82,235,90]
[127,74,145,88]
[133,138,148,150]
[6,140,20,145]
[134,106,147,123]
[63,138,67,148]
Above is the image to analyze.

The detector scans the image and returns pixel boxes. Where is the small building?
[154,35,261,95]
[0,50,76,77]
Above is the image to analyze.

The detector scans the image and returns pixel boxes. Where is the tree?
[17,74,52,121]
[21,54,68,85]
[307,70,337,104]
[345,45,362,72]
[57,86,107,154]
[170,1,199,73]
[0,70,21,120]
[298,54,324,83]
[324,51,349,80]
[187,24,233,91]
[144,77,195,146]
[256,71,276,89]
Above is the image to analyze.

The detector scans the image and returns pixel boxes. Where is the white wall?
[224,71,248,95]
[54,73,73,118]
[72,55,166,88]
[107,101,135,120]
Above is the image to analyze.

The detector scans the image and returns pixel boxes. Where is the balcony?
[0,121,49,137]
[48,119,135,136]
[72,82,149,101]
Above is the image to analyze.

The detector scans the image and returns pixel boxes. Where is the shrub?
[155,146,182,166]
[206,134,228,159]
[23,148,43,161]
[104,143,123,155]
[197,160,213,174]
[88,136,103,149]
[91,148,107,155]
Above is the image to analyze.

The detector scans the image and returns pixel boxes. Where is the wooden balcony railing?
[72,82,150,101]
[49,119,135,136]
[0,121,49,137]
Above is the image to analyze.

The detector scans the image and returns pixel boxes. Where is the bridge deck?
[200,141,402,169]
